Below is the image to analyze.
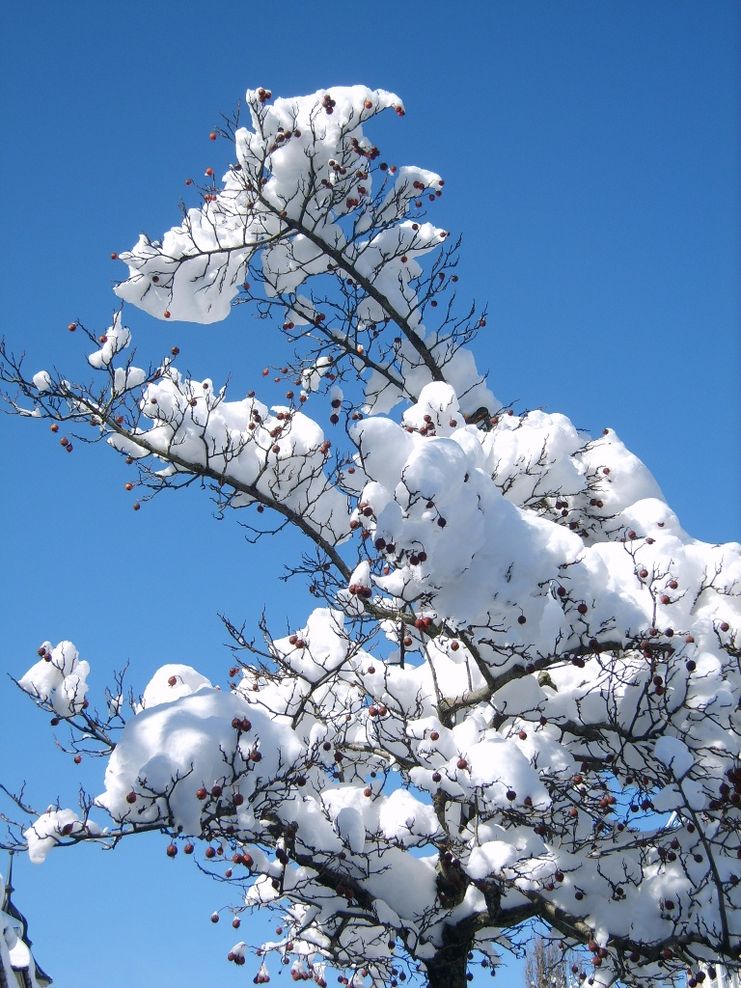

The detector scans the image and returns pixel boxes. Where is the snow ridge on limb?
[1,84,739,988]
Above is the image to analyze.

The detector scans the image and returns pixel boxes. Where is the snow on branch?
[1,84,739,988]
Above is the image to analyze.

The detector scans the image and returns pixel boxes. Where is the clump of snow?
[88,310,131,369]
[105,365,349,544]
[96,688,303,836]
[31,370,52,392]
[24,808,101,864]
[19,640,90,717]
[654,737,694,779]
[139,664,212,709]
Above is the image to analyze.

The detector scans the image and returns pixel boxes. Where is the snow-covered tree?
[523,935,574,988]
[1,85,739,988]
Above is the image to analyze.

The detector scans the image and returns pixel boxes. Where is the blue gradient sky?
[1,2,738,986]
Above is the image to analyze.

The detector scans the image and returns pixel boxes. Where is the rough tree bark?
[424,923,474,988]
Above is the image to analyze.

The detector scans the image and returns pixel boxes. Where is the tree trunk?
[424,924,472,988]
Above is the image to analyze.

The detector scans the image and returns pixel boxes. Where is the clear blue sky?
[1,2,738,986]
